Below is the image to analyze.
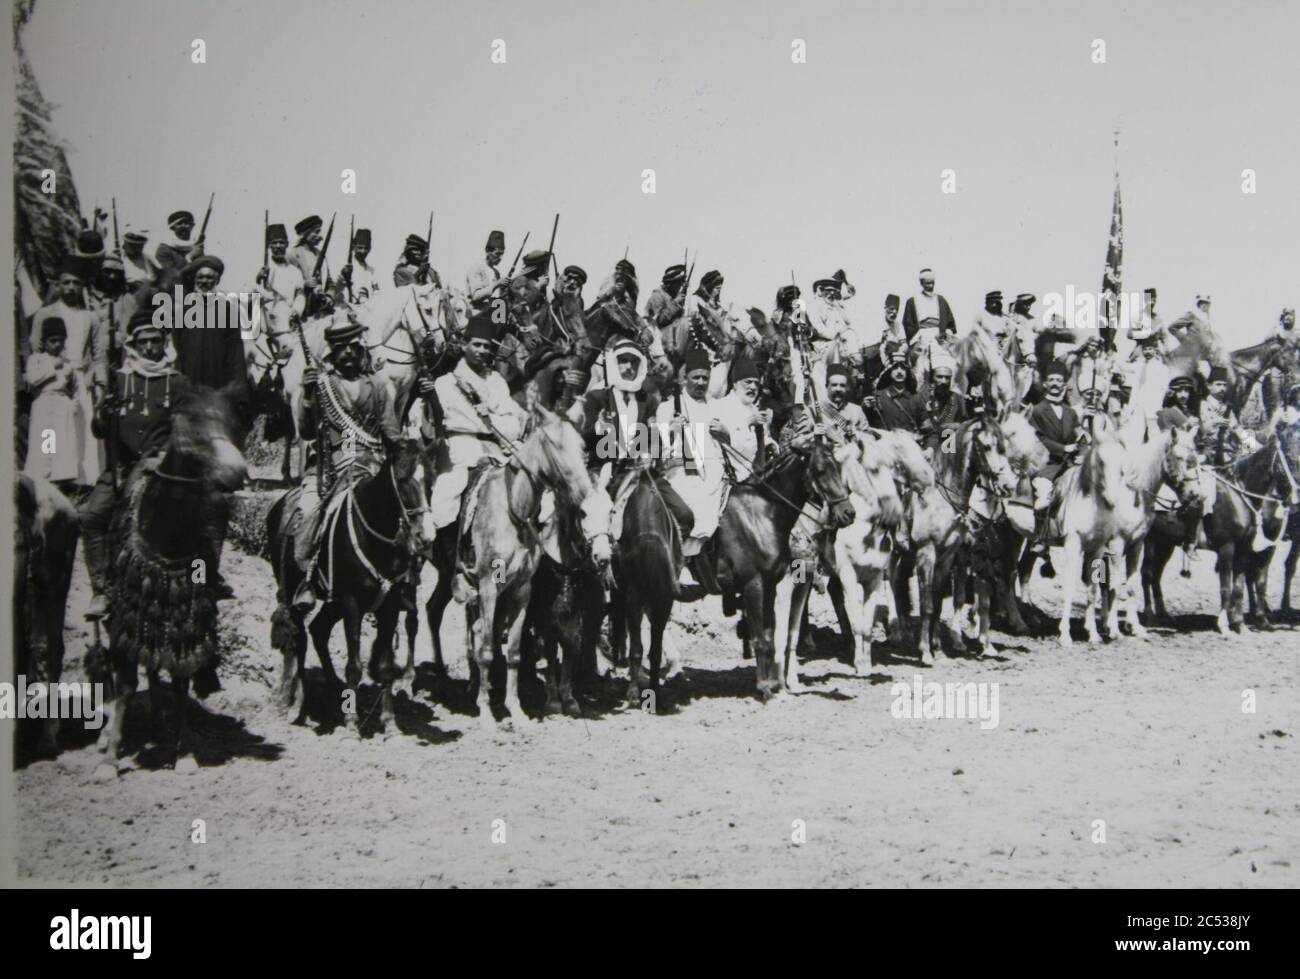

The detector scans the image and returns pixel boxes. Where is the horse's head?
[524,388,595,502]
[390,437,435,560]
[580,463,616,588]
[970,418,1019,498]
[961,327,1017,413]
[169,386,247,491]
[804,438,856,528]
[997,407,1050,477]
[1163,424,1205,506]
[1264,435,1300,508]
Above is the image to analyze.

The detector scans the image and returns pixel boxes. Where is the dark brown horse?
[616,465,688,711]
[1165,332,1300,416]
[705,438,856,699]
[96,387,248,778]
[1143,435,1297,634]
[14,475,81,759]
[267,438,433,737]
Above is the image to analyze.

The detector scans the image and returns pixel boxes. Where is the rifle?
[262,209,270,272]
[506,231,530,278]
[673,257,698,472]
[197,192,215,243]
[107,198,123,491]
[424,210,434,284]
[546,212,559,281]
[292,318,326,495]
[344,214,355,303]
[307,212,336,316]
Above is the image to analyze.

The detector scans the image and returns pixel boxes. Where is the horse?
[261,284,446,481]
[952,325,1020,413]
[905,413,1022,661]
[616,464,688,711]
[814,430,933,680]
[267,437,433,737]
[702,437,856,699]
[424,394,600,729]
[522,465,615,717]
[1165,331,1300,417]
[14,475,81,758]
[95,386,248,778]
[1275,418,1300,614]
[1101,424,1204,639]
[1142,435,1298,634]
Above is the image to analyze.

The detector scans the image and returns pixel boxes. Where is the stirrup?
[292,577,317,612]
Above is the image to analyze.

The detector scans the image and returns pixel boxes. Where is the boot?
[83,528,111,621]
[1032,508,1056,579]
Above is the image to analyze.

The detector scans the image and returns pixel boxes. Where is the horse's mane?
[1125,428,1170,492]
[934,418,977,491]
[868,430,934,490]
[1077,436,1126,507]
[955,327,1014,405]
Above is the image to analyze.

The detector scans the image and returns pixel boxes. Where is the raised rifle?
[673,256,698,473]
[424,210,434,284]
[292,317,326,496]
[506,231,529,278]
[344,214,355,303]
[307,212,336,316]
[197,192,215,244]
[546,212,559,282]
[107,198,123,491]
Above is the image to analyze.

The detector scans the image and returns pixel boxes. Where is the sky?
[20,0,1300,343]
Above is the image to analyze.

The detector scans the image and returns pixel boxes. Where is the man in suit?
[1026,360,1088,571]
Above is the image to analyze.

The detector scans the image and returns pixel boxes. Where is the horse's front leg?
[340,600,364,737]
[975,577,993,658]
[1058,534,1081,647]
[94,654,137,782]
[173,675,198,774]
[500,586,534,727]
[1215,544,1234,636]
[1121,543,1148,639]
[1281,538,1299,613]
[369,608,401,739]
[771,575,798,693]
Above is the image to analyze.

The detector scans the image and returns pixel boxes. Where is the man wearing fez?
[467,229,506,312]
[152,209,205,276]
[339,228,380,303]
[256,222,306,329]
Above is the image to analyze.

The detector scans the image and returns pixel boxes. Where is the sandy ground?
[14,476,1300,888]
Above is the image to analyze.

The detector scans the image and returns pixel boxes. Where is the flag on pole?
[1100,128,1123,349]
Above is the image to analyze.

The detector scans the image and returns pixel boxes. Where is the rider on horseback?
[1026,359,1090,574]
[291,312,414,611]
[427,312,528,553]
[80,309,231,617]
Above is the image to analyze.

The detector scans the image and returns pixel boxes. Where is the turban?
[663,264,686,283]
[930,348,956,373]
[699,270,723,292]
[167,210,195,228]
[185,255,225,278]
[563,265,587,285]
[405,233,429,251]
[985,290,1003,304]
[813,277,840,295]
[122,226,149,243]
[295,215,323,236]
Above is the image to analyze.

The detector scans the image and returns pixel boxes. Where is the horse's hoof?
[392,675,415,698]
[1058,634,1074,649]
[338,723,361,741]
[785,674,806,693]
[544,699,562,717]
[755,681,780,702]
[562,698,583,718]
[1085,631,1101,645]
[174,756,199,775]
[93,761,118,783]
